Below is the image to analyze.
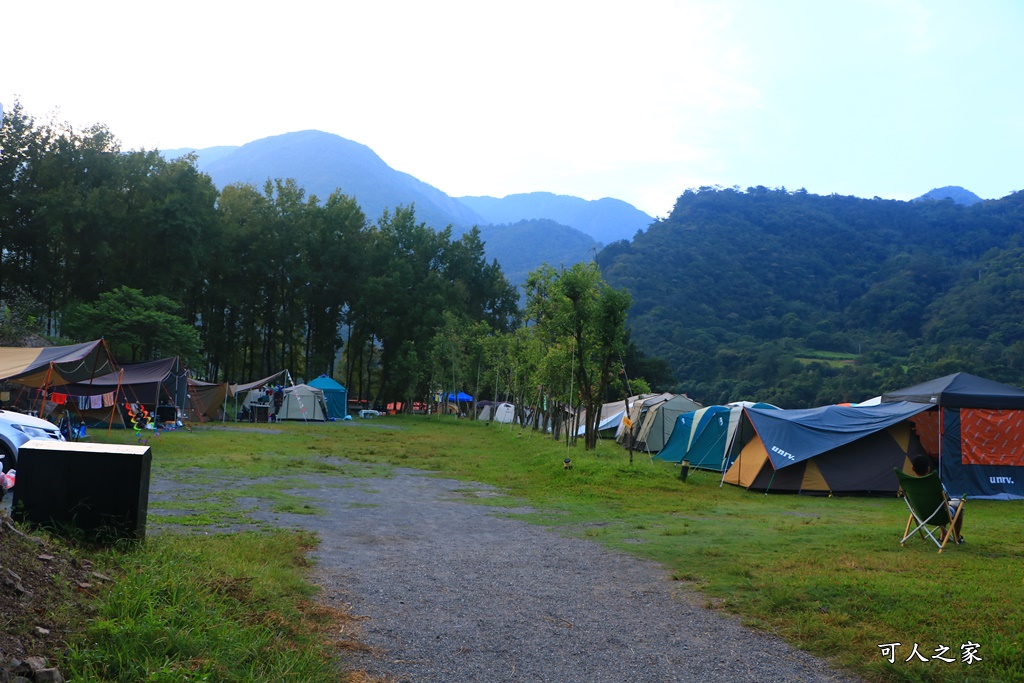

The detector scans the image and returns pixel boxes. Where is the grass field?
[50,416,1024,682]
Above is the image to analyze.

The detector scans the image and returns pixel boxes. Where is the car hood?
[0,410,61,431]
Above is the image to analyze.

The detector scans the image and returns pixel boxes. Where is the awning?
[228,370,286,397]
[0,339,119,387]
[746,401,933,470]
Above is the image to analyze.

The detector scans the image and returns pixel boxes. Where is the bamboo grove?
[1,102,637,443]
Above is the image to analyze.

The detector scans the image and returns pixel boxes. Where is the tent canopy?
[229,370,286,398]
[447,392,473,402]
[885,373,1024,500]
[724,402,933,495]
[0,339,119,387]
[882,372,1024,409]
[66,357,186,403]
[746,401,933,470]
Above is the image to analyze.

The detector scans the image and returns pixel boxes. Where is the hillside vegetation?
[599,186,1024,406]
[477,219,597,286]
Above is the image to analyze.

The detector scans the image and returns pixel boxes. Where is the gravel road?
[225,464,862,683]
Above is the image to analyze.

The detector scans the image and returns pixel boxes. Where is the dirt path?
[219,465,862,683]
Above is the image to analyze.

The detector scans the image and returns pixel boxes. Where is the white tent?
[277,383,328,421]
[493,402,515,424]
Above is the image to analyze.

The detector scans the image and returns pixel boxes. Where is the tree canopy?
[599,185,1024,406]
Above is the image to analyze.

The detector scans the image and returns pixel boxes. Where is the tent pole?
[37,364,52,419]
[720,412,741,484]
[107,369,125,435]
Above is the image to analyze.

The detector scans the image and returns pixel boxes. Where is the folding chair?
[894,468,966,553]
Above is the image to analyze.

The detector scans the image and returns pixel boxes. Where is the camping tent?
[633,394,703,453]
[277,383,328,421]
[308,375,349,419]
[0,339,118,388]
[186,378,228,423]
[63,357,189,427]
[617,393,675,446]
[723,402,932,495]
[226,370,287,420]
[882,372,1024,500]
[576,399,627,437]
[480,401,515,424]
[656,403,778,471]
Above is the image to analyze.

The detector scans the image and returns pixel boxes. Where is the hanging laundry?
[90,394,104,409]
[52,392,68,405]
[102,392,115,407]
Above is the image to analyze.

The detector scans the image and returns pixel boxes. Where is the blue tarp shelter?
[447,392,473,402]
[308,375,349,419]
[723,401,933,495]
[883,372,1024,500]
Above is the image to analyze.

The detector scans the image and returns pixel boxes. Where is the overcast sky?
[5,0,1021,217]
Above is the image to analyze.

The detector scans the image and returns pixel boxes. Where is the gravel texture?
[231,465,862,683]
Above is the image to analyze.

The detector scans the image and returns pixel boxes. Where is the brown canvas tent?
[186,378,228,423]
[61,357,189,428]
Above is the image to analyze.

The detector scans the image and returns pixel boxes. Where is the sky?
[4,0,1022,218]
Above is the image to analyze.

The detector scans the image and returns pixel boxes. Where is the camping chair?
[893,468,966,552]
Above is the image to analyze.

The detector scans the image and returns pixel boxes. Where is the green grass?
[794,350,859,368]
[61,416,1022,682]
[63,531,345,683]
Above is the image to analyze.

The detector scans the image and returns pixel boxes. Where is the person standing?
[273,385,284,420]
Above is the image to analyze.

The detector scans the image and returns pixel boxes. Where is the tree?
[525,262,631,449]
[62,286,201,364]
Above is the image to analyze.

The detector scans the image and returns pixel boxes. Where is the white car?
[0,409,65,472]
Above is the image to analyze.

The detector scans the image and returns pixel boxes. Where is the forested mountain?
[459,192,654,245]
[476,220,597,287]
[914,185,984,205]
[598,186,1024,407]
[171,130,486,234]
[167,132,648,283]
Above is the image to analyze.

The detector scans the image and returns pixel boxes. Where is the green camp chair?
[894,468,966,553]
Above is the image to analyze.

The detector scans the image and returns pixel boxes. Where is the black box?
[12,439,152,541]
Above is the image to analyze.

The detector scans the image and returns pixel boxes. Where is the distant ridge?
[167,130,486,232]
[477,219,597,286]
[459,192,653,245]
[161,130,657,283]
[914,185,983,206]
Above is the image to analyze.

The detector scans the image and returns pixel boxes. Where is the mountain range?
[165,130,655,285]
[598,185,1024,406]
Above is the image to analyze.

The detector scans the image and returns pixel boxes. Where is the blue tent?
[447,392,473,402]
[308,375,349,419]
[656,403,777,471]
[883,372,1024,500]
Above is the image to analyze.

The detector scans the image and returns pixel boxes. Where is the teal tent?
[308,375,349,419]
[656,403,779,471]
